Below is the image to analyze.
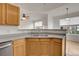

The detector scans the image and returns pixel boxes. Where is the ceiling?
[16,3,79,20]
[48,3,79,19]
[16,3,66,21]
[18,3,66,13]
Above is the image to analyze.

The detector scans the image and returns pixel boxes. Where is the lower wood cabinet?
[50,39,62,56]
[40,39,50,56]
[26,38,62,56]
[26,38,50,56]
[26,39,40,56]
[12,38,63,56]
[12,39,26,56]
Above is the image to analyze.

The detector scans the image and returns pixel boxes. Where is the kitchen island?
[0,29,66,56]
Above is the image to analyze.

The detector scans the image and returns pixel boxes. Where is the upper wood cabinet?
[0,4,5,25]
[0,3,20,25]
[5,4,19,25]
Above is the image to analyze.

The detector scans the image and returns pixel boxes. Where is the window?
[34,21,43,29]
[67,25,79,34]
[77,26,79,31]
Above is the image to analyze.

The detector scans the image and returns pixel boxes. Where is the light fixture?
[65,8,70,21]
[22,13,26,20]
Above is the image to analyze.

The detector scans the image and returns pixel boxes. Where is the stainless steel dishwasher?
[0,41,13,56]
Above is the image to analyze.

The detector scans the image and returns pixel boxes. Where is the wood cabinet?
[40,39,50,56]
[13,39,26,56]
[26,38,40,56]
[5,4,19,25]
[0,3,19,25]
[26,38,63,56]
[50,39,62,56]
[26,38,50,56]
[12,38,64,56]
[0,4,5,25]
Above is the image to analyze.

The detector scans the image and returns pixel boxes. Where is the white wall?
[19,11,48,29]
[48,14,60,29]
[43,15,48,29]
[53,19,60,29]
[48,14,53,29]
[0,26,20,34]
[19,21,34,29]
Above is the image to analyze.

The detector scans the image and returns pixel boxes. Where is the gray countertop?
[66,34,79,42]
[19,29,66,31]
[0,29,66,43]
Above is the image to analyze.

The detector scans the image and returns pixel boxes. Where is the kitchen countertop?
[0,29,66,43]
[66,34,79,42]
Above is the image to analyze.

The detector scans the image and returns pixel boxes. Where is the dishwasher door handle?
[0,44,12,49]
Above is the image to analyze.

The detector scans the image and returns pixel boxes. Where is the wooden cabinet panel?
[25,38,63,56]
[0,4,3,24]
[13,39,26,56]
[0,4,5,24]
[0,3,19,25]
[50,39,54,56]
[13,44,26,56]
[6,4,19,25]
[62,39,66,56]
[40,39,50,56]
[50,39,62,56]
[26,38,50,56]
[53,42,62,56]
[28,41,40,56]
[26,39,40,56]
[12,38,64,56]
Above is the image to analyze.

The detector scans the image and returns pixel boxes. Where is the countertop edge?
[0,33,66,43]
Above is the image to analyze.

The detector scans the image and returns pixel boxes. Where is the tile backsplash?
[0,26,19,34]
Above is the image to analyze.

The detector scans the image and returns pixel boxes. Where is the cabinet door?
[26,38,40,56]
[53,42,62,56]
[50,39,54,56]
[13,39,26,56]
[6,4,19,25]
[0,4,5,25]
[40,39,50,56]
[50,39,62,56]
